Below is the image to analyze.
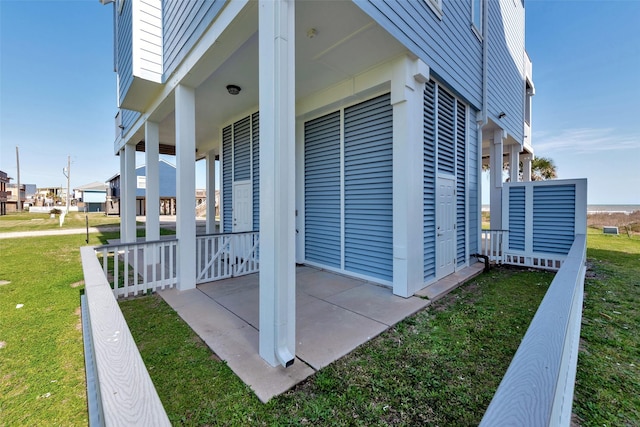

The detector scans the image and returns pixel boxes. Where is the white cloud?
[533,128,639,155]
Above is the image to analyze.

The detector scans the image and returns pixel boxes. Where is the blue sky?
[1,0,638,204]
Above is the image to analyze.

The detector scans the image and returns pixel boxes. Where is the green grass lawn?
[0,211,121,232]
[1,224,637,425]
[0,232,116,426]
[573,229,640,425]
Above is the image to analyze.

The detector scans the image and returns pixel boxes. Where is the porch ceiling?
[129,1,408,157]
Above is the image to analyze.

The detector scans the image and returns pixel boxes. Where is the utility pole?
[16,146,21,212]
[62,155,71,214]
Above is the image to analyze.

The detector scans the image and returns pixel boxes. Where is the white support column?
[175,84,197,290]
[509,145,519,183]
[121,143,137,243]
[205,149,217,234]
[522,153,533,182]
[391,56,429,298]
[145,121,160,241]
[489,129,505,230]
[258,0,296,368]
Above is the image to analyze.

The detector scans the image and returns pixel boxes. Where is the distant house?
[106,159,177,216]
[5,183,35,212]
[74,182,107,213]
[0,170,9,215]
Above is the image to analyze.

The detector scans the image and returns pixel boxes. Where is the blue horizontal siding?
[162,0,225,80]
[508,186,526,251]
[305,111,341,268]
[356,0,482,109]
[533,185,576,254]
[344,94,393,282]
[116,0,133,106]
[424,80,437,281]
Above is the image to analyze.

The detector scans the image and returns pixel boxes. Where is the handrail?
[80,246,171,426]
[480,234,587,426]
[95,236,177,250]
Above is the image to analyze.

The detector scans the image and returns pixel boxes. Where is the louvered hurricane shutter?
[222,125,232,232]
[344,94,393,282]
[437,88,456,174]
[456,100,466,266]
[423,81,437,280]
[533,185,575,253]
[233,116,251,181]
[252,112,260,230]
[304,111,341,268]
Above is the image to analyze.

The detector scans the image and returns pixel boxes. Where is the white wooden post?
[522,153,532,182]
[258,0,296,368]
[489,129,505,230]
[391,56,429,297]
[509,145,519,183]
[206,149,217,234]
[145,121,160,241]
[121,143,137,243]
[175,84,197,290]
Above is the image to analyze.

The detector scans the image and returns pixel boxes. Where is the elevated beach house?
[97,0,570,370]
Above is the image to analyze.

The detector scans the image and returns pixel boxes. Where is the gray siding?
[533,185,575,254]
[423,81,437,281]
[116,0,134,106]
[304,112,342,268]
[356,0,482,108]
[121,109,140,134]
[162,0,226,80]
[344,94,393,282]
[487,0,525,141]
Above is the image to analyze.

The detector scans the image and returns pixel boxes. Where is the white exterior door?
[232,180,252,232]
[436,176,456,278]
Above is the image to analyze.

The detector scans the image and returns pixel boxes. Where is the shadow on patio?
[159,264,483,402]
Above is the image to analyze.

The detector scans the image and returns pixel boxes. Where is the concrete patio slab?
[325,283,430,326]
[158,263,484,402]
[295,298,388,370]
[415,263,485,301]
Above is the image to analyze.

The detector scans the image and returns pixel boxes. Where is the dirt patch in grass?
[69,280,84,288]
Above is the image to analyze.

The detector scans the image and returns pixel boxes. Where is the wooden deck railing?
[80,246,170,426]
[481,229,508,264]
[480,234,587,426]
[95,239,178,298]
[196,231,259,284]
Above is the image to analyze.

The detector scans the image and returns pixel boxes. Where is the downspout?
[477,0,489,255]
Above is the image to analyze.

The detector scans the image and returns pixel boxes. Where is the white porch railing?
[96,239,178,298]
[481,229,508,264]
[481,229,568,271]
[196,231,259,284]
[480,234,587,426]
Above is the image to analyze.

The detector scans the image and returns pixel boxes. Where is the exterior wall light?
[498,112,506,119]
[226,85,241,95]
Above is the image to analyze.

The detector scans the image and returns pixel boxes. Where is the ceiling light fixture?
[226,85,241,95]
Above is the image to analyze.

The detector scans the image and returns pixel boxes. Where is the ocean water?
[482,205,640,214]
[587,205,640,214]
